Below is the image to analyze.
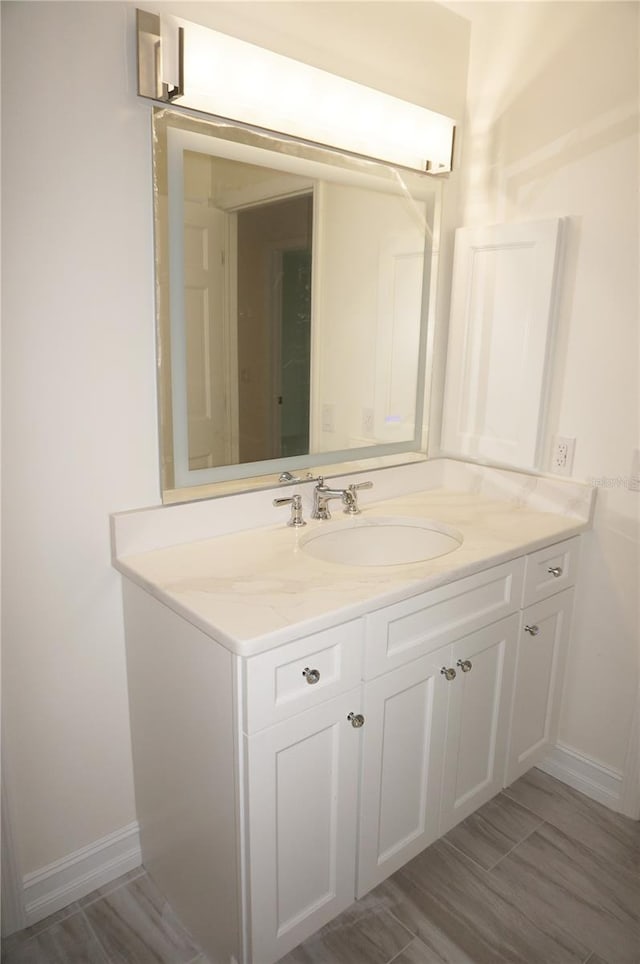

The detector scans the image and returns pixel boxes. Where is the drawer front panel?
[244,619,364,733]
[522,536,580,607]
[364,558,524,679]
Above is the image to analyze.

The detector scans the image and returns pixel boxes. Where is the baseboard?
[539,742,624,812]
[22,822,142,927]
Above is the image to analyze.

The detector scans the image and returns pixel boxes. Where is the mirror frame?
[153,108,443,502]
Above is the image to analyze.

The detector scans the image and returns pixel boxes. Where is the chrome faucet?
[311,478,350,520]
[311,477,373,520]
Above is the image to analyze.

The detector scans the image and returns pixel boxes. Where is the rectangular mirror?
[153,109,442,499]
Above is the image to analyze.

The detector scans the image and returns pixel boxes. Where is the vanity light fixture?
[136,9,455,173]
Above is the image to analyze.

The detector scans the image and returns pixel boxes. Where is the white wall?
[2,1,159,874]
[453,1,639,794]
[1,0,469,884]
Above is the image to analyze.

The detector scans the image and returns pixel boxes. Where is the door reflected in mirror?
[154,110,441,495]
[236,193,313,465]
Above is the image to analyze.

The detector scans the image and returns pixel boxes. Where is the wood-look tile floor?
[3,769,638,964]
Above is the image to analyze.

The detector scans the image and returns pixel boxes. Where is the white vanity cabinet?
[121,534,581,964]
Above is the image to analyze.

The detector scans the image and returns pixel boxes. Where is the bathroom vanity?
[112,460,592,964]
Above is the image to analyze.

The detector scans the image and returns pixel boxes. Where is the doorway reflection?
[236,195,312,463]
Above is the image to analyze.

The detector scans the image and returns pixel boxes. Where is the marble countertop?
[114,485,590,657]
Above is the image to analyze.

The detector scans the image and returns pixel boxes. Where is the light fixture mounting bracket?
[137,9,184,103]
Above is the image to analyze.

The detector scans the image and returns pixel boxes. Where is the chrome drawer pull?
[347,712,365,728]
[547,566,563,577]
[441,666,456,681]
[302,667,320,685]
[524,624,540,636]
[457,658,472,673]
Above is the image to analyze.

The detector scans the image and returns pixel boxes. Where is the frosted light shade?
[172,18,455,172]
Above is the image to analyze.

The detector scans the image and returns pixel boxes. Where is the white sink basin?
[299,516,463,567]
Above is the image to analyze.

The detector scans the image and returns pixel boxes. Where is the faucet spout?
[311,477,353,520]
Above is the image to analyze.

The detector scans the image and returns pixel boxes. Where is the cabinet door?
[357,644,450,897]
[246,689,362,964]
[440,615,519,834]
[441,218,562,470]
[505,588,574,786]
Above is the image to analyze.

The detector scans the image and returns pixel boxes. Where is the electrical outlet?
[362,407,374,437]
[551,436,576,476]
[322,403,335,433]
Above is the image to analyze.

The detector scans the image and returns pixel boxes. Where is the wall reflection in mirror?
[154,110,441,496]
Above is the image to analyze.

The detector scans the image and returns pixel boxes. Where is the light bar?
[136,10,455,173]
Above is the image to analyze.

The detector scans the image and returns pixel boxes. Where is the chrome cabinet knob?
[547,566,563,577]
[524,624,540,636]
[302,667,320,685]
[457,658,472,673]
[347,712,365,728]
[441,666,456,681]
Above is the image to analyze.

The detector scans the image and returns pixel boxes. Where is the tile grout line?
[357,905,415,964]
[504,774,639,844]
[385,905,421,945]
[3,871,147,959]
[388,868,512,964]
[438,833,534,876]
[502,787,550,826]
[440,835,495,873]
[77,904,112,964]
[485,817,548,872]
[1,902,83,954]
[384,930,418,964]
[504,785,640,877]
[420,835,619,964]
[72,872,207,964]
[79,865,146,909]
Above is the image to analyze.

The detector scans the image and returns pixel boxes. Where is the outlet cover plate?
[551,435,576,476]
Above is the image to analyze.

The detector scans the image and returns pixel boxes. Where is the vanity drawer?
[522,537,580,607]
[243,619,364,733]
[364,558,524,679]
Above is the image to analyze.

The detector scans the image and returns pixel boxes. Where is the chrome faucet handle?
[343,480,373,515]
[273,493,306,527]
